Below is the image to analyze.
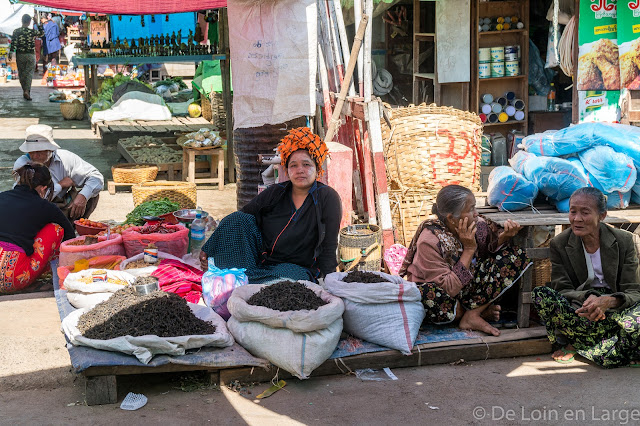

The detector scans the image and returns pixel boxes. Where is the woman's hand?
[576,295,621,321]
[199,250,208,271]
[498,219,522,246]
[456,217,477,251]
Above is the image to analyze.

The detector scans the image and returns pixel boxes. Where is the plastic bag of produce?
[487,166,539,212]
[578,146,637,193]
[227,282,344,379]
[520,155,588,201]
[202,258,248,320]
[61,303,234,364]
[555,188,630,212]
[59,234,125,267]
[122,224,189,258]
[324,271,424,354]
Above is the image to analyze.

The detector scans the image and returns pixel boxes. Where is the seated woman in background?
[533,187,640,368]
[0,163,75,294]
[200,127,342,283]
[399,185,529,336]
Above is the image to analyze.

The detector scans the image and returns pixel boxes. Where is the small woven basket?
[60,101,85,120]
[111,163,158,184]
[201,95,213,122]
[339,224,382,272]
[533,237,552,287]
[132,181,197,209]
[210,92,229,129]
[389,190,437,246]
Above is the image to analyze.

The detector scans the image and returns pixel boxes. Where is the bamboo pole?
[363,0,373,102]
[333,0,356,97]
[317,0,340,91]
[317,43,333,130]
[326,0,346,86]
[324,14,369,144]
[354,0,364,96]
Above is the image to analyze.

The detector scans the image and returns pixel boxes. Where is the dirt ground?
[1,79,640,425]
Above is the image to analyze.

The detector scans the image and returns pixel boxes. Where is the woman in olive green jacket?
[533,187,640,368]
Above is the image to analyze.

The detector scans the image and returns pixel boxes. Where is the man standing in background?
[42,14,61,65]
[9,14,44,100]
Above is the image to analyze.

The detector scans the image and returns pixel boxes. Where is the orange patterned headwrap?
[277,127,329,176]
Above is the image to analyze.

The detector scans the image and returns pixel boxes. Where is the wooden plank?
[83,364,222,377]
[107,181,134,195]
[518,226,534,328]
[220,337,552,385]
[526,247,550,260]
[85,375,117,405]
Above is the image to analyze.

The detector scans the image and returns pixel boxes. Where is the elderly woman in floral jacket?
[400,185,529,336]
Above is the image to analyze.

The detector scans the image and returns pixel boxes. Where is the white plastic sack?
[227,0,316,129]
[226,282,344,379]
[66,292,113,309]
[61,303,234,364]
[324,271,425,355]
[64,269,136,294]
[91,91,172,124]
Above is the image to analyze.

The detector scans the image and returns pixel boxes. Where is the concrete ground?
[2,78,640,425]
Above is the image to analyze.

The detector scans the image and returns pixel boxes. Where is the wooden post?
[517,226,534,328]
[363,0,373,103]
[219,8,235,183]
[366,101,394,249]
[317,45,333,130]
[85,375,117,406]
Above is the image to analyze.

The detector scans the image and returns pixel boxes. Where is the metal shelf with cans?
[471,0,530,168]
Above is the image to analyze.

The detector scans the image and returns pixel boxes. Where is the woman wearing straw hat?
[13,125,104,221]
[200,127,342,283]
[399,185,529,336]
[0,163,75,294]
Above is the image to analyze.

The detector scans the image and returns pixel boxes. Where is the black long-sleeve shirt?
[242,180,342,277]
[0,185,75,255]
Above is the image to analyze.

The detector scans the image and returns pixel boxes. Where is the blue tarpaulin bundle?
[521,155,588,201]
[578,146,636,193]
[487,166,538,212]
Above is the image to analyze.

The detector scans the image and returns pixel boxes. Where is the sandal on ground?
[553,347,576,364]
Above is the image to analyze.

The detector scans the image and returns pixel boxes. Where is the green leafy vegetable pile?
[125,198,180,225]
[89,73,154,105]
[154,77,188,90]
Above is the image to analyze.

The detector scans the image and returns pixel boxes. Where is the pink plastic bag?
[59,234,125,267]
[201,258,248,320]
[122,224,189,258]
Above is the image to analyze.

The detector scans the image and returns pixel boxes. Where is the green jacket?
[549,223,640,311]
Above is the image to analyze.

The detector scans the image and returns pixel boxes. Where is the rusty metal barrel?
[234,117,307,210]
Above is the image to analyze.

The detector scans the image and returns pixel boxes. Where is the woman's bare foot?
[459,309,500,336]
[552,345,576,363]
[481,304,501,322]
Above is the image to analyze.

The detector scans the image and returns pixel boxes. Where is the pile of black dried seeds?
[77,287,216,340]
[247,281,327,311]
[342,271,386,283]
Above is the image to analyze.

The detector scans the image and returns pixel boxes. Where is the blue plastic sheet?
[578,146,637,193]
[487,166,538,212]
[509,150,536,175]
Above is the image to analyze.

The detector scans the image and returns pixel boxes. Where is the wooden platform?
[93,117,216,145]
[83,326,551,405]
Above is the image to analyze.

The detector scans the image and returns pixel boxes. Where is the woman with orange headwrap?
[201,127,342,283]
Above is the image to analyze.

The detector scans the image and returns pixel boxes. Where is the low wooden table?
[481,206,640,329]
[182,146,225,189]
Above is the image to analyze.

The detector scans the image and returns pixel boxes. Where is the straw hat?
[19,125,61,152]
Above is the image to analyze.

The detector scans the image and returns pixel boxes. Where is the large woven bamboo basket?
[382,103,483,192]
[390,189,437,246]
[132,181,197,209]
[60,101,85,120]
[111,163,158,184]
